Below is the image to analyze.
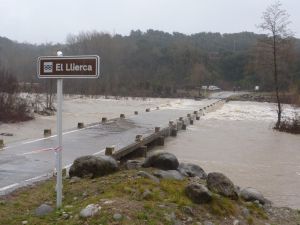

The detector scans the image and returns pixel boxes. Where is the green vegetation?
[1,30,300,97]
[0,169,283,225]
[246,216,254,224]
[0,170,190,225]
[209,194,237,216]
[246,201,268,220]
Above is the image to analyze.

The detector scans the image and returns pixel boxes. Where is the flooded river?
[1,94,299,209]
[160,101,300,209]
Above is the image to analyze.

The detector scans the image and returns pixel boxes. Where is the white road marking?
[0,146,111,193]
[24,174,47,182]
[0,183,19,192]
[22,136,56,144]
[92,148,106,155]
[7,123,101,148]
[19,148,54,156]
[64,163,73,169]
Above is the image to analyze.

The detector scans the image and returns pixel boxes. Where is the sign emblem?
[43,62,53,73]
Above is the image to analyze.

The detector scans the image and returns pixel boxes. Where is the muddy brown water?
[159,101,300,209]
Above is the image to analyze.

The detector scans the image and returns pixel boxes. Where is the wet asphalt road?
[0,94,231,194]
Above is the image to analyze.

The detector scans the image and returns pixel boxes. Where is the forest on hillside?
[0,30,300,97]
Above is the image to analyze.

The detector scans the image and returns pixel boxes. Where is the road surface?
[0,94,231,194]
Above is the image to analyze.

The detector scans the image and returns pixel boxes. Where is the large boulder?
[142,151,179,170]
[207,172,238,200]
[69,155,118,178]
[185,183,212,204]
[240,187,269,205]
[153,170,184,180]
[178,163,207,179]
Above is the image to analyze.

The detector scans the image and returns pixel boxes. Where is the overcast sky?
[0,0,299,44]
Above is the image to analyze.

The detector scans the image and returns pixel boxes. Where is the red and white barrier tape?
[21,146,62,155]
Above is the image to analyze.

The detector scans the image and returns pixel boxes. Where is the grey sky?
[0,0,299,44]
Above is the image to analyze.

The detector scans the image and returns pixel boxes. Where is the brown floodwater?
[159,101,300,209]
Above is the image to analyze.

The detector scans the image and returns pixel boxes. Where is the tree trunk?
[273,35,282,129]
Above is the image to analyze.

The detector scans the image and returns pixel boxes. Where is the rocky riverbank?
[0,151,299,225]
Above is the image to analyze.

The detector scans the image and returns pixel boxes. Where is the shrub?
[276,112,300,134]
[0,72,33,123]
[0,93,33,122]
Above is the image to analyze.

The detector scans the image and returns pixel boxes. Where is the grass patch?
[246,202,268,219]
[246,216,254,224]
[159,179,191,206]
[0,169,189,225]
[208,194,237,217]
[0,169,276,225]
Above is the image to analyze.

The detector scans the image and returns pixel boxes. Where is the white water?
[162,100,300,209]
[204,101,299,121]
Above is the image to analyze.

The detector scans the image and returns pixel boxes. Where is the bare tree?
[258,1,293,129]
[45,79,55,110]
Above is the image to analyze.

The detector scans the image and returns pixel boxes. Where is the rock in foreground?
[207,172,238,200]
[80,204,101,218]
[240,187,270,205]
[185,183,212,204]
[153,170,184,180]
[137,171,160,183]
[178,163,207,179]
[69,155,118,178]
[142,151,179,170]
[126,160,143,170]
[35,204,54,217]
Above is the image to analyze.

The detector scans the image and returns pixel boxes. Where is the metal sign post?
[37,53,100,208]
[56,78,63,208]
[55,51,63,208]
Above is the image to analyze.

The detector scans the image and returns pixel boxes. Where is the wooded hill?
[0,30,300,97]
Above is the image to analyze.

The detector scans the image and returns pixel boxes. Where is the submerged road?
[0,94,231,194]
